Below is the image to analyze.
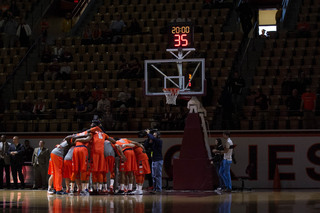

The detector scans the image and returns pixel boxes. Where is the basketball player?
[47,158,54,194]
[122,141,150,195]
[78,119,118,194]
[63,146,75,194]
[71,131,92,196]
[103,140,116,194]
[50,138,72,195]
[115,138,138,195]
[88,121,113,194]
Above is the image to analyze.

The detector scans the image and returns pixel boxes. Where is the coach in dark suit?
[32,140,50,189]
[0,135,11,189]
[8,136,25,189]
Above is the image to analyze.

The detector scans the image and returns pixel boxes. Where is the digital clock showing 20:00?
[168,22,194,49]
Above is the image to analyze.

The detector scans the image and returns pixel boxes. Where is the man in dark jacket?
[8,136,25,189]
[0,135,11,189]
[32,140,50,189]
[144,129,163,193]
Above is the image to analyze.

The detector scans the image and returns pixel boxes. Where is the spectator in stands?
[0,97,4,131]
[23,139,34,163]
[9,0,19,17]
[300,88,316,129]
[85,94,97,114]
[170,11,191,23]
[259,29,268,38]
[82,24,92,45]
[101,106,114,131]
[275,4,283,31]
[0,16,5,46]
[61,47,73,62]
[44,58,60,80]
[114,88,130,108]
[40,17,49,42]
[52,43,64,61]
[109,13,126,43]
[130,57,143,78]
[96,93,111,116]
[297,71,311,95]
[203,0,214,9]
[16,18,32,47]
[56,87,73,109]
[32,140,50,190]
[297,16,310,38]
[100,23,111,44]
[281,74,297,96]
[151,106,162,129]
[91,22,102,44]
[160,105,175,130]
[254,88,270,129]
[3,12,18,47]
[58,62,71,80]
[75,97,88,121]
[285,89,301,116]
[77,84,91,101]
[227,72,246,114]
[0,1,10,17]
[91,86,103,101]
[8,136,25,189]
[18,96,34,120]
[127,17,141,34]
[114,104,129,130]
[117,56,131,78]
[174,106,188,130]
[62,12,73,36]
[33,98,46,119]
[41,44,52,63]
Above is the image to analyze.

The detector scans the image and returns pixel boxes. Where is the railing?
[1,108,319,133]
[236,20,258,74]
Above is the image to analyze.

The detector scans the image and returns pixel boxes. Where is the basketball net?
[163,88,180,105]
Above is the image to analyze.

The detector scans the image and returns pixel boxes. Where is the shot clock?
[168,22,194,49]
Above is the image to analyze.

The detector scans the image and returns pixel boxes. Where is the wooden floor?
[0,189,320,212]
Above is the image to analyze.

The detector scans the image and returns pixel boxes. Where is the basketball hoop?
[163,88,180,105]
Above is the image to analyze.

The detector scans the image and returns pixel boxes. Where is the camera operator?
[143,129,163,193]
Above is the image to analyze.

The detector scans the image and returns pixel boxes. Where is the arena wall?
[2,131,320,189]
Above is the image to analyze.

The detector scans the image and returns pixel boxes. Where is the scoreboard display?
[168,22,194,49]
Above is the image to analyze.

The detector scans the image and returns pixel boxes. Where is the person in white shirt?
[213,131,233,192]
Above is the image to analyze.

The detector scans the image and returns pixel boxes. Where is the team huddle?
[48,119,150,196]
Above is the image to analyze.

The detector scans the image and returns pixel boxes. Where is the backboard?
[144,58,205,96]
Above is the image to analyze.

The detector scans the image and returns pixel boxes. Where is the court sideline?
[0,189,319,212]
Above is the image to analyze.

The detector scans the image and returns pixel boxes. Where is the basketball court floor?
[0,189,319,212]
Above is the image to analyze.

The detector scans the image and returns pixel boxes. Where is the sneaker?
[223,188,232,193]
[132,190,143,195]
[115,190,125,195]
[68,190,74,196]
[80,190,89,196]
[126,190,135,195]
[56,190,67,195]
[125,190,133,195]
[90,190,98,195]
[108,187,114,195]
[214,187,222,192]
[47,189,56,194]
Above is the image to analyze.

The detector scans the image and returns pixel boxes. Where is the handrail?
[0,36,41,92]
[239,21,258,69]
[72,0,91,20]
